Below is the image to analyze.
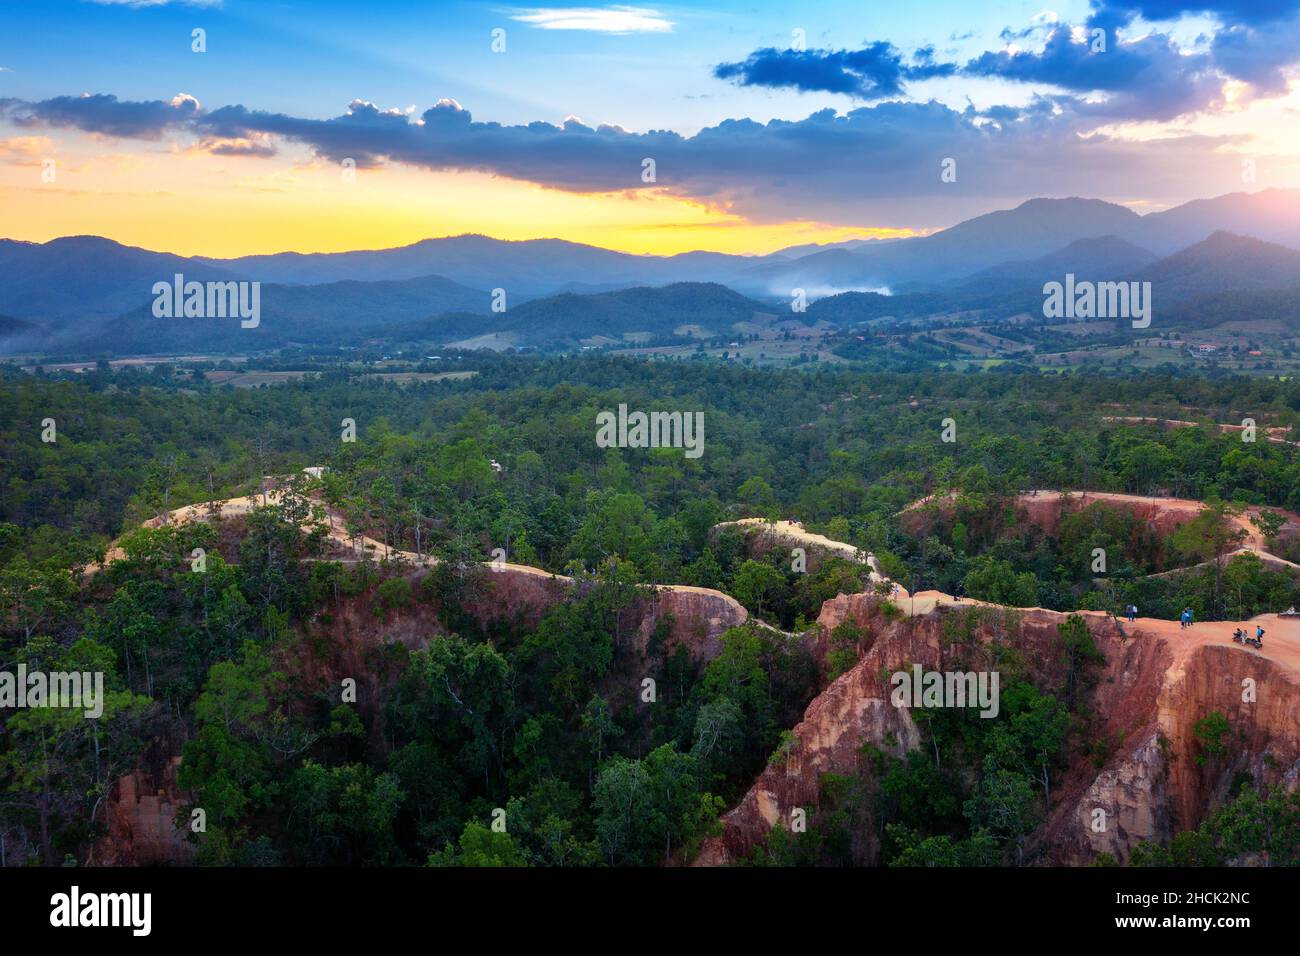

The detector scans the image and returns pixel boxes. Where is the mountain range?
[4,187,1300,355]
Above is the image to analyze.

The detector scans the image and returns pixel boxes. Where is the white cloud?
[510,6,672,34]
[87,1,223,8]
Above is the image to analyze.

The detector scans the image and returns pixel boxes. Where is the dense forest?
[2,356,1299,866]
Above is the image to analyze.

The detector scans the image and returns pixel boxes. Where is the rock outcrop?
[91,741,193,867]
[696,593,1300,866]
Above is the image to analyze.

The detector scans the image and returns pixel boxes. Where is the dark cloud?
[1088,0,1300,28]
[1209,18,1300,94]
[965,27,1223,121]
[712,8,1300,124]
[201,137,278,158]
[0,93,199,138]
[714,42,955,99]
[0,89,1251,230]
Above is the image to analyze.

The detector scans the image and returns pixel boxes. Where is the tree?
[427,821,529,867]
[592,744,718,866]
[579,696,623,783]
[286,761,404,865]
[0,556,75,642]
[0,638,151,865]
[963,768,1041,865]
[1192,711,1231,767]
[737,477,776,514]
[963,556,1037,607]
[731,559,786,619]
[690,697,744,781]
[1057,614,1103,712]
[1171,499,1247,619]
[1250,509,1286,547]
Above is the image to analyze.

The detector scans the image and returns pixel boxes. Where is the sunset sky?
[3,0,1300,257]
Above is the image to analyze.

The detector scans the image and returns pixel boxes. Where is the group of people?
[1123,604,1199,629]
[1233,625,1266,647]
[1125,604,1263,646]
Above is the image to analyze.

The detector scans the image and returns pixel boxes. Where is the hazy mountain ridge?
[952,236,1160,291]
[394,282,777,348]
[0,236,248,322]
[6,188,1300,354]
[79,273,495,354]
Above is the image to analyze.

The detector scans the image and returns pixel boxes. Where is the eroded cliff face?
[91,738,194,867]
[696,594,1300,866]
[453,567,750,662]
[93,566,750,866]
[699,596,1039,866]
[901,490,1300,565]
[629,587,749,662]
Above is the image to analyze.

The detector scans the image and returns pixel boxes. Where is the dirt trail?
[906,487,1300,565]
[890,486,1300,680]
[717,517,885,581]
[1101,416,1299,447]
[92,483,1299,671]
[88,484,753,619]
[1021,489,1286,551]
[896,587,1300,681]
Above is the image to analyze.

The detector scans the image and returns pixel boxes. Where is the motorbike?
[1232,629,1263,649]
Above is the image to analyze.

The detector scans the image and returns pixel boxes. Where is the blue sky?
[7,1,1094,128]
[3,1,1299,254]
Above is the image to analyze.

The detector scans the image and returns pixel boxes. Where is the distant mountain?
[0,236,247,321]
[772,237,905,259]
[199,235,767,295]
[399,282,778,348]
[0,313,40,351]
[1137,189,1300,254]
[806,231,1300,330]
[8,187,1300,356]
[745,190,1300,297]
[80,273,492,355]
[954,236,1159,292]
[744,198,1148,294]
[1162,285,1300,331]
[805,290,964,327]
[1138,231,1300,301]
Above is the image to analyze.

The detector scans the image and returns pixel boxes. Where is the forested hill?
[4,356,1300,572]
[4,354,1300,869]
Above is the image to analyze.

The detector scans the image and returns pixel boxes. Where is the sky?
[2,0,1299,257]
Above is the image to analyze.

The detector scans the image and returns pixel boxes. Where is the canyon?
[86,482,1300,867]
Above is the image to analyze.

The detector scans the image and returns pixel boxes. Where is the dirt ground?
[899,586,1300,683]
[90,482,1300,681]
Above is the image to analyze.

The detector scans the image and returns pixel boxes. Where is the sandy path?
[1101,416,1298,447]
[909,488,1298,556]
[87,486,753,616]
[87,483,1300,671]
[719,517,885,581]
[898,587,1300,681]
[1019,488,1300,556]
